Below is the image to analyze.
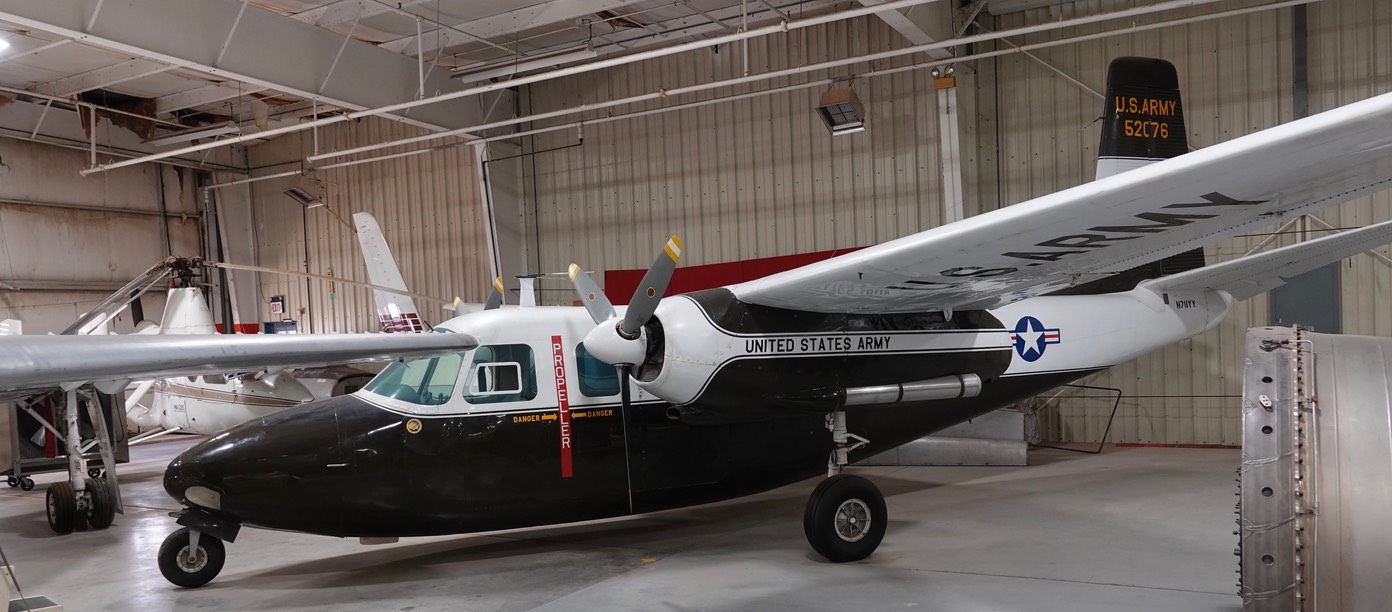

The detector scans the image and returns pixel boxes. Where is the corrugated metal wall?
[249,117,493,333]
[521,15,959,280]
[0,138,201,333]
[516,0,1392,445]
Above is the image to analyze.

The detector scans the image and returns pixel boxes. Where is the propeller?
[484,277,505,311]
[570,236,683,431]
[570,235,682,367]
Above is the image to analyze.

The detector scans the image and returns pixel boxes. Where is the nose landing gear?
[157,527,226,588]
[803,410,886,563]
[158,508,241,588]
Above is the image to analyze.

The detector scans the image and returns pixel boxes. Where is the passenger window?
[575,343,621,397]
[464,344,538,404]
[470,362,522,395]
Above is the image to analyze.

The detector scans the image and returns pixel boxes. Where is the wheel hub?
[834,498,872,542]
[176,545,208,573]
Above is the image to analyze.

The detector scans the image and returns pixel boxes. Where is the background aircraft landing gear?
[158,527,226,588]
[804,410,886,562]
[804,474,887,562]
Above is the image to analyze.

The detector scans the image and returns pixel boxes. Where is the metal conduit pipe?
[200,0,1313,192]
[76,0,946,175]
[843,374,983,406]
[303,0,1240,164]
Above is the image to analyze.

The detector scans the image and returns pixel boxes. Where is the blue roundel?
[1011,316,1061,362]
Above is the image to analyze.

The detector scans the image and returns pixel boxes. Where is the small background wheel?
[86,477,116,529]
[46,481,77,534]
[158,527,226,588]
[6,476,17,488]
[20,476,34,491]
[804,474,887,563]
[88,467,104,479]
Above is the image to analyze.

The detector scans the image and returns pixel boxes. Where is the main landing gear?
[803,410,886,562]
[45,477,117,534]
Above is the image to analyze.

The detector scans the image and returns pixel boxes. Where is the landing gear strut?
[804,410,886,562]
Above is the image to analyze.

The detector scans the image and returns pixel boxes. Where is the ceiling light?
[147,121,240,147]
[0,38,10,52]
[284,174,326,209]
[816,87,866,136]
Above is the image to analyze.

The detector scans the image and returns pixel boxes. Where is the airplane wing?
[1141,218,1392,301]
[0,332,476,394]
[731,91,1392,313]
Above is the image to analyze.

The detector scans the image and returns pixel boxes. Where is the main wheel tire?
[804,474,887,563]
[86,477,116,529]
[20,477,34,491]
[46,481,77,534]
[158,527,226,588]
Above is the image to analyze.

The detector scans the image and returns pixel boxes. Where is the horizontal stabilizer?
[1140,219,1392,301]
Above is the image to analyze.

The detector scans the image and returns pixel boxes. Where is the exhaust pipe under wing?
[771,374,983,412]
[843,374,983,407]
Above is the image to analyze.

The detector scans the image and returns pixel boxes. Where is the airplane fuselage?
[164,285,1229,537]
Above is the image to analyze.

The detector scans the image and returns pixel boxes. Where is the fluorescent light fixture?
[284,174,326,209]
[816,87,866,136]
[0,38,10,52]
[147,121,241,147]
[452,46,599,83]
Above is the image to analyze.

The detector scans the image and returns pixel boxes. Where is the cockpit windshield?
[362,332,466,405]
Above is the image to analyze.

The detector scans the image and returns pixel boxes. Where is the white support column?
[935,74,964,224]
[473,139,529,299]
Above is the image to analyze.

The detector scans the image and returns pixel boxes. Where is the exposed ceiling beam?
[859,0,953,56]
[378,0,652,56]
[155,82,270,114]
[30,57,180,97]
[0,0,487,131]
[291,0,435,28]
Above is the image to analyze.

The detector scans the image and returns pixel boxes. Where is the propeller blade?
[568,264,616,324]
[621,235,682,336]
[484,277,504,311]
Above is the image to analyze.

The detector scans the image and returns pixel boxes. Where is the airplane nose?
[163,456,188,501]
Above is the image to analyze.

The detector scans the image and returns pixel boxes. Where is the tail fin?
[1052,57,1200,296]
[1096,57,1188,180]
[353,212,425,333]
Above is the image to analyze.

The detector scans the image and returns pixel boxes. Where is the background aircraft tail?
[353,212,426,333]
[1141,219,1392,301]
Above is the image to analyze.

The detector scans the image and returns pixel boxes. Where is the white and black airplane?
[4,57,1392,588]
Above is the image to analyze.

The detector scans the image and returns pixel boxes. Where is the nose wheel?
[158,527,226,588]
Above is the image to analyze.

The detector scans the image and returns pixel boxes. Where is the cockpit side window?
[362,353,463,406]
[464,344,538,404]
[575,343,621,397]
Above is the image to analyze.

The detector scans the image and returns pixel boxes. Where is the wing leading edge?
[0,332,477,394]
[732,90,1392,313]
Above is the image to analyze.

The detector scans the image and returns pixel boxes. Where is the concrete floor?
[0,439,1243,612]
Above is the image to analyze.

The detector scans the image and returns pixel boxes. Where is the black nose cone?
[163,456,188,502]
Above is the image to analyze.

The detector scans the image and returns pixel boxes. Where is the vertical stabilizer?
[1096,57,1188,179]
[353,212,425,333]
